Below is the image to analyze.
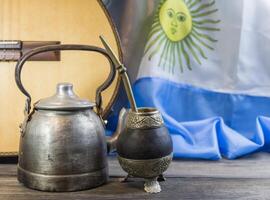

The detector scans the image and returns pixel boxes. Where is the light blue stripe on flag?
[134,77,270,159]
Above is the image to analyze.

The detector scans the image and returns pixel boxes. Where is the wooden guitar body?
[0,0,121,156]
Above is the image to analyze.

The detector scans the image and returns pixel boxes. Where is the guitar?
[0,0,121,156]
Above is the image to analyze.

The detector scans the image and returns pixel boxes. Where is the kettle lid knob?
[56,83,75,96]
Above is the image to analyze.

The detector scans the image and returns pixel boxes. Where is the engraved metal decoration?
[118,154,172,193]
[118,154,172,178]
[126,108,164,129]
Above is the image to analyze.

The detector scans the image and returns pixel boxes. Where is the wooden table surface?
[1,153,270,200]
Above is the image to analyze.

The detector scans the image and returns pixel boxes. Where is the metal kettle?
[15,44,119,192]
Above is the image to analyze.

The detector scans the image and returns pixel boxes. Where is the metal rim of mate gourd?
[126,107,164,129]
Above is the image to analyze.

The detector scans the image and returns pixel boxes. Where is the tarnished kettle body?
[18,84,108,191]
[15,45,117,191]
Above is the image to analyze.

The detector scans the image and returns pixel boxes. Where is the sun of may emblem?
[144,0,220,73]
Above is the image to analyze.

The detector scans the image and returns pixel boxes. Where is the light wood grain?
[0,0,120,154]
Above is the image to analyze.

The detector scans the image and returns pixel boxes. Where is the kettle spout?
[107,108,128,153]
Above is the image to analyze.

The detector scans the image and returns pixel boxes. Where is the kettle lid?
[35,83,95,111]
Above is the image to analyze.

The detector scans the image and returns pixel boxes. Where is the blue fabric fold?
[130,77,270,160]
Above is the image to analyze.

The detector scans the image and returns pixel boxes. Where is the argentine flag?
[132,0,270,160]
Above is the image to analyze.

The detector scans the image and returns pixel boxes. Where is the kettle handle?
[15,44,116,118]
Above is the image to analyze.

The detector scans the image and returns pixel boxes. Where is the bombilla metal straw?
[99,35,138,113]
